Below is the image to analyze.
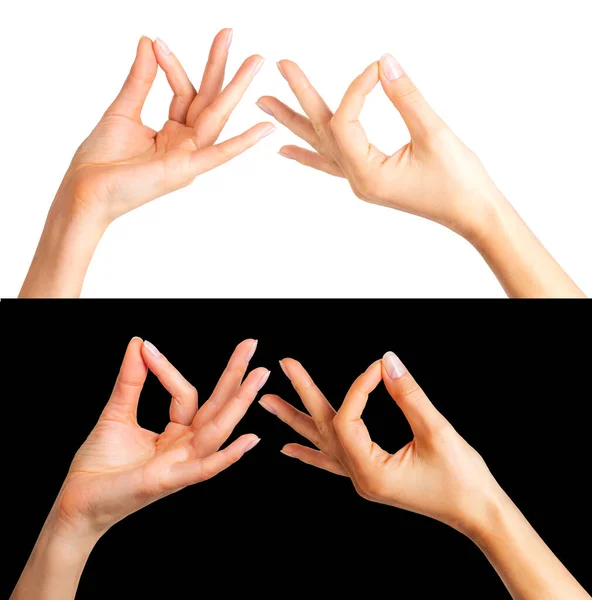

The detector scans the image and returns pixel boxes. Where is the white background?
[1,0,590,297]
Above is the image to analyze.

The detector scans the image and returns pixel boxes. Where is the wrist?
[459,190,512,248]
[462,484,515,547]
[19,192,107,298]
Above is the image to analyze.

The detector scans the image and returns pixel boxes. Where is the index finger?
[333,360,382,460]
[331,62,381,167]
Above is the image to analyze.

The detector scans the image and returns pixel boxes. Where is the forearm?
[11,508,98,600]
[470,195,585,298]
[19,198,105,298]
[471,488,589,599]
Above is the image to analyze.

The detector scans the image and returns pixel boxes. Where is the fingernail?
[144,340,161,358]
[258,399,277,415]
[257,369,271,391]
[155,38,172,56]
[245,437,261,452]
[277,61,288,80]
[246,339,258,362]
[256,102,273,116]
[253,57,265,75]
[383,351,407,379]
[281,448,296,458]
[279,149,294,160]
[279,359,291,380]
[380,54,404,81]
[225,29,233,50]
[259,124,276,139]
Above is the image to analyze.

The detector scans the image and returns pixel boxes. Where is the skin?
[257,57,586,298]
[258,354,590,599]
[10,337,269,600]
[19,30,274,297]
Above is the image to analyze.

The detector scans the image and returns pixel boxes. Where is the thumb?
[381,351,447,439]
[378,54,445,139]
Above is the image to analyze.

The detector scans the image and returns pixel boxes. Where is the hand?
[259,351,501,536]
[257,55,504,241]
[56,30,274,227]
[55,337,268,538]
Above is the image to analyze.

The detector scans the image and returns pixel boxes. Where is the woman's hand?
[57,337,267,537]
[259,352,500,536]
[258,56,498,240]
[61,30,273,225]
[20,30,274,297]
[258,57,585,298]
[11,337,268,600]
[259,353,590,599]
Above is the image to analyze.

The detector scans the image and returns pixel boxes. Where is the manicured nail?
[257,369,271,391]
[155,38,172,56]
[278,149,294,160]
[256,101,273,116]
[259,124,276,139]
[281,448,296,458]
[245,437,261,452]
[225,29,233,50]
[277,61,288,80]
[279,359,291,380]
[144,340,162,358]
[247,339,258,362]
[253,57,265,75]
[382,351,407,379]
[258,399,277,415]
[380,54,404,81]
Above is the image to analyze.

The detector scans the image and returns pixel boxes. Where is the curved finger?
[102,337,148,423]
[332,62,383,169]
[193,338,258,427]
[195,54,264,146]
[189,121,275,176]
[276,60,333,126]
[201,367,270,451]
[281,443,347,476]
[258,394,321,446]
[106,36,158,121]
[279,145,344,177]
[153,37,196,123]
[378,54,445,140]
[382,351,448,439]
[333,361,382,462]
[186,28,233,127]
[279,358,336,423]
[141,340,198,426]
[167,434,260,489]
[256,96,318,148]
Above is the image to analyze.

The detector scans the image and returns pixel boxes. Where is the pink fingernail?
[277,61,288,80]
[380,54,404,81]
[279,150,294,160]
[246,339,258,362]
[253,57,265,75]
[382,351,407,379]
[257,369,271,391]
[258,399,277,415]
[245,437,261,452]
[256,102,274,116]
[281,448,297,458]
[259,124,276,139]
[279,359,291,380]
[144,340,162,358]
[226,29,233,50]
[156,38,172,56]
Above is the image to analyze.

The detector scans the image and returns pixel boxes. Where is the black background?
[3,300,591,598]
